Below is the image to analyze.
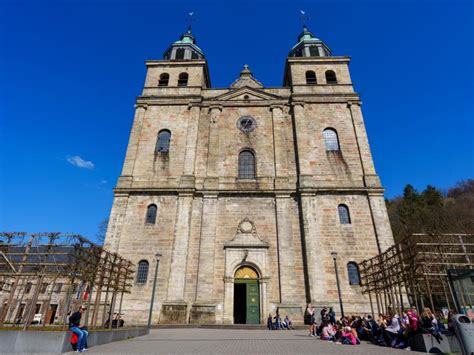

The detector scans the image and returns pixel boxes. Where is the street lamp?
[331,252,345,318]
[147,253,162,329]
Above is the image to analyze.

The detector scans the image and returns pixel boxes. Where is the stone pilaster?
[300,194,328,304]
[274,195,297,302]
[275,194,303,323]
[292,103,309,176]
[368,192,395,252]
[166,193,194,302]
[195,194,218,301]
[121,105,147,177]
[205,106,222,179]
[347,102,380,187]
[103,194,129,252]
[190,194,218,323]
[183,105,201,176]
[270,105,288,177]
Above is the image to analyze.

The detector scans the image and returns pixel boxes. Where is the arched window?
[305,70,317,85]
[338,204,351,224]
[323,128,340,151]
[325,70,337,84]
[136,260,149,284]
[175,48,185,59]
[177,72,188,87]
[238,150,256,179]
[145,204,157,224]
[191,51,199,60]
[156,129,171,153]
[347,262,360,285]
[158,73,169,86]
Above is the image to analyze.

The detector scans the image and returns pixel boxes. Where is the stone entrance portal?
[223,218,269,324]
[233,266,260,324]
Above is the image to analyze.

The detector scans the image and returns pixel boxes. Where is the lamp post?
[147,253,162,329]
[331,251,345,318]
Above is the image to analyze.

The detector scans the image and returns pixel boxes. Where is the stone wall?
[104,55,395,325]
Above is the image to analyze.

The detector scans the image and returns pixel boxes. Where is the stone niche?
[159,302,187,324]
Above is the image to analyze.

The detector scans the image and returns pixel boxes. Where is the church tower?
[105,24,394,325]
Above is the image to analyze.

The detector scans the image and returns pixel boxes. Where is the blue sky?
[1,0,473,242]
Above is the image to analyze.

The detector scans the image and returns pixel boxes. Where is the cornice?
[113,186,385,196]
[286,56,351,64]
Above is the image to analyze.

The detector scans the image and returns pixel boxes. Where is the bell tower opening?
[233,265,260,324]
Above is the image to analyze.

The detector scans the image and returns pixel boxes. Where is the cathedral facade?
[104,26,394,325]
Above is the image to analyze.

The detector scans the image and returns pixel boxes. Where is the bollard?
[453,314,474,355]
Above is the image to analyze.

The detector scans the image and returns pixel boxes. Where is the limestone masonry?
[104,25,395,325]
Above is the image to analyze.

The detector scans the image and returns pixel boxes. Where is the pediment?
[213,87,282,102]
[224,218,269,249]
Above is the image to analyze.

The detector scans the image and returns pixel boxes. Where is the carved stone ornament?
[224,217,269,249]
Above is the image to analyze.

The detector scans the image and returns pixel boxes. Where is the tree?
[96,218,109,245]
[386,180,474,242]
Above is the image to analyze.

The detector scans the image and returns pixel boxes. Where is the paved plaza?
[84,328,407,354]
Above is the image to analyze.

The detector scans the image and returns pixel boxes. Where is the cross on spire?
[299,10,310,27]
[186,11,195,31]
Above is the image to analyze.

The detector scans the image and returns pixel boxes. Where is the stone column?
[183,105,201,177]
[347,102,380,187]
[162,193,194,323]
[121,104,147,177]
[190,194,218,323]
[300,193,328,305]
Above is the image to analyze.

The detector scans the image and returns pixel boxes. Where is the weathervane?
[186,11,195,31]
[299,10,310,27]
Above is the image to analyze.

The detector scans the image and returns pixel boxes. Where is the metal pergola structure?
[359,233,473,316]
[0,232,135,330]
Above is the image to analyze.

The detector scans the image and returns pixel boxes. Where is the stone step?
[152,324,307,330]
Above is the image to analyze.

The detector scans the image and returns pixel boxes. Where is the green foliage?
[387,179,474,242]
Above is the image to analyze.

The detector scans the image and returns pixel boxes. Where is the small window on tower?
[175,48,185,59]
[325,70,338,84]
[191,52,199,60]
[159,73,169,86]
[145,204,157,224]
[338,204,351,224]
[305,70,317,85]
[323,128,340,151]
[309,46,320,56]
[156,129,171,153]
[178,73,189,87]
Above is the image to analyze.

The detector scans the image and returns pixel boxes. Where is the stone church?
[104,25,395,325]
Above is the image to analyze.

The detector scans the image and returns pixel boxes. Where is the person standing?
[69,305,88,352]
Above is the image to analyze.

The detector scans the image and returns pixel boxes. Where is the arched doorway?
[233,265,260,324]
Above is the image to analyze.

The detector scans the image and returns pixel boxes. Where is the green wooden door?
[246,281,260,324]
